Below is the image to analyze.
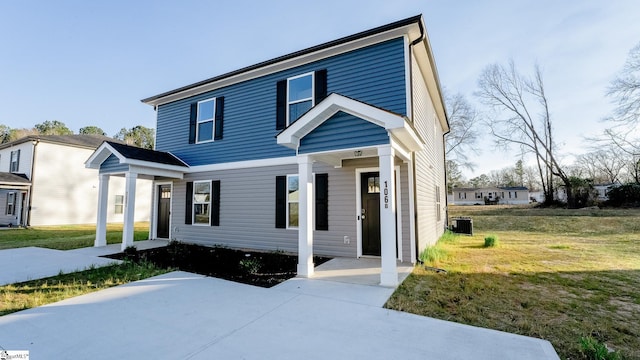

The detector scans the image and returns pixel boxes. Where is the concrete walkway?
[0,240,168,286]
[0,246,560,359]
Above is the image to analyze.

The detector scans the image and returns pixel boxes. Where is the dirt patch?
[104,242,331,288]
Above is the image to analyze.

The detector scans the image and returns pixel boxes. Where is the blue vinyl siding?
[155,37,406,166]
[299,111,389,154]
[99,154,129,174]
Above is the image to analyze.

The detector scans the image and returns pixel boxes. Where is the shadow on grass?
[386,268,640,360]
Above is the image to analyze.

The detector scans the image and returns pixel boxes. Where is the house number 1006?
[384,181,389,208]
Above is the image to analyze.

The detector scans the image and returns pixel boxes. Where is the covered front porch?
[0,173,31,227]
[85,141,188,250]
[277,93,424,287]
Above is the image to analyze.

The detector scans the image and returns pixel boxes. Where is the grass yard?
[0,222,150,250]
[0,222,164,316]
[0,261,169,316]
[386,206,640,360]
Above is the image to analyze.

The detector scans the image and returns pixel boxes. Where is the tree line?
[445,41,640,208]
[0,121,155,150]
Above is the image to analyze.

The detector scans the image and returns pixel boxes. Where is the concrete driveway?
[0,263,559,359]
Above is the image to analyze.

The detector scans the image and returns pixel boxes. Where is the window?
[184,180,220,226]
[367,176,380,193]
[10,150,20,173]
[275,69,327,130]
[189,97,224,144]
[287,73,313,125]
[287,175,299,228]
[114,195,124,214]
[6,192,15,215]
[193,181,211,225]
[515,191,518,198]
[275,174,328,230]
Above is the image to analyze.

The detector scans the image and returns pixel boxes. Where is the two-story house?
[86,15,449,286]
[0,135,152,227]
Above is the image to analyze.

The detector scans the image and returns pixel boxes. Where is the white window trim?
[196,98,216,144]
[285,173,317,230]
[6,192,15,215]
[10,151,19,173]
[286,72,315,126]
[192,180,211,226]
[114,194,124,214]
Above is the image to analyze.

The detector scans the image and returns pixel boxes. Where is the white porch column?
[297,155,314,277]
[379,146,398,287]
[121,172,138,251]
[95,174,110,247]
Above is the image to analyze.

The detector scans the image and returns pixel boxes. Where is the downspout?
[408,20,425,262]
[27,138,40,227]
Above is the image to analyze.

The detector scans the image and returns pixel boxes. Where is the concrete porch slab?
[67,239,170,257]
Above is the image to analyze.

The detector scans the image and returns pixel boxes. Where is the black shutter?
[275,176,286,228]
[276,80,287,130]
[5,193,10,216]
[211,180,220,226]
[214,97,224,140]
[314,69,327,104]
[189,103,197,144]
[315,173,328,230]
[185,182,193,225]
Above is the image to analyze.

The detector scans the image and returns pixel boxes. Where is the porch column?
[297,155,314,277]
[379,146,398,287]
[95,174,110,247]
[121,172,138,251]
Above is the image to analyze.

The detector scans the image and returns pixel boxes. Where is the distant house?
[0,135,152,227]
[86,15,449,287]
[452,186,529,205]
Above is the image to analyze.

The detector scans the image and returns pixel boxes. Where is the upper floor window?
[276,69,327,130]
[287,73,313,125]
[189,97,224,144]
[197,98,215,143]
[10,150,20,173]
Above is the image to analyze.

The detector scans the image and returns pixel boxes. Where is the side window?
[189,97,224,144]
[276,69,327,130]
[6,192,15,215]
[10,150,20,173]
[114,195,124,214]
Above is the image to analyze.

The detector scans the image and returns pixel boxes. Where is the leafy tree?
[114,126,155,149]
[79,126,106,136]
[34,120,73,135]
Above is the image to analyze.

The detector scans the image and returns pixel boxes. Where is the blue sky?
[1,1,638,177]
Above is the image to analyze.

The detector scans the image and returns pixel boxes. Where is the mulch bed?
[104,242,331,288]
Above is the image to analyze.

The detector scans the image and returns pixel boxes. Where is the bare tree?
[444,91,481,170]
[575,149,626,184]
[601,42,640,160]
[476,61,575,206]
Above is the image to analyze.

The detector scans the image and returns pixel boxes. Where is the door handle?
[362,215,365,220]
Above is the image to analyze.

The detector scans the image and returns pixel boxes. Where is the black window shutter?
[276,80,287,130]
[185,182,193,225]
[275,176,286,228]
[211,180,220,226]
[314,69,328,104]
[214,97,224,140]
[5,194,10,215]
[315,173,328,231]
[189,103,197,144]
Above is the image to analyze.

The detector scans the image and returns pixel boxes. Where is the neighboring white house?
[0,135,152,227]
[452,186,530,205]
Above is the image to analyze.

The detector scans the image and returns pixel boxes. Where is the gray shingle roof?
[0,134,117,150]
[106,141,188,167]
[0,172,30,184]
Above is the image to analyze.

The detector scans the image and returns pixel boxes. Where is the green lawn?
[0,222,150,250]
[386,206,640,360]
[0,222,167,316]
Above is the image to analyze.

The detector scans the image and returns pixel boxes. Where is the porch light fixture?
[354,150,362,157]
